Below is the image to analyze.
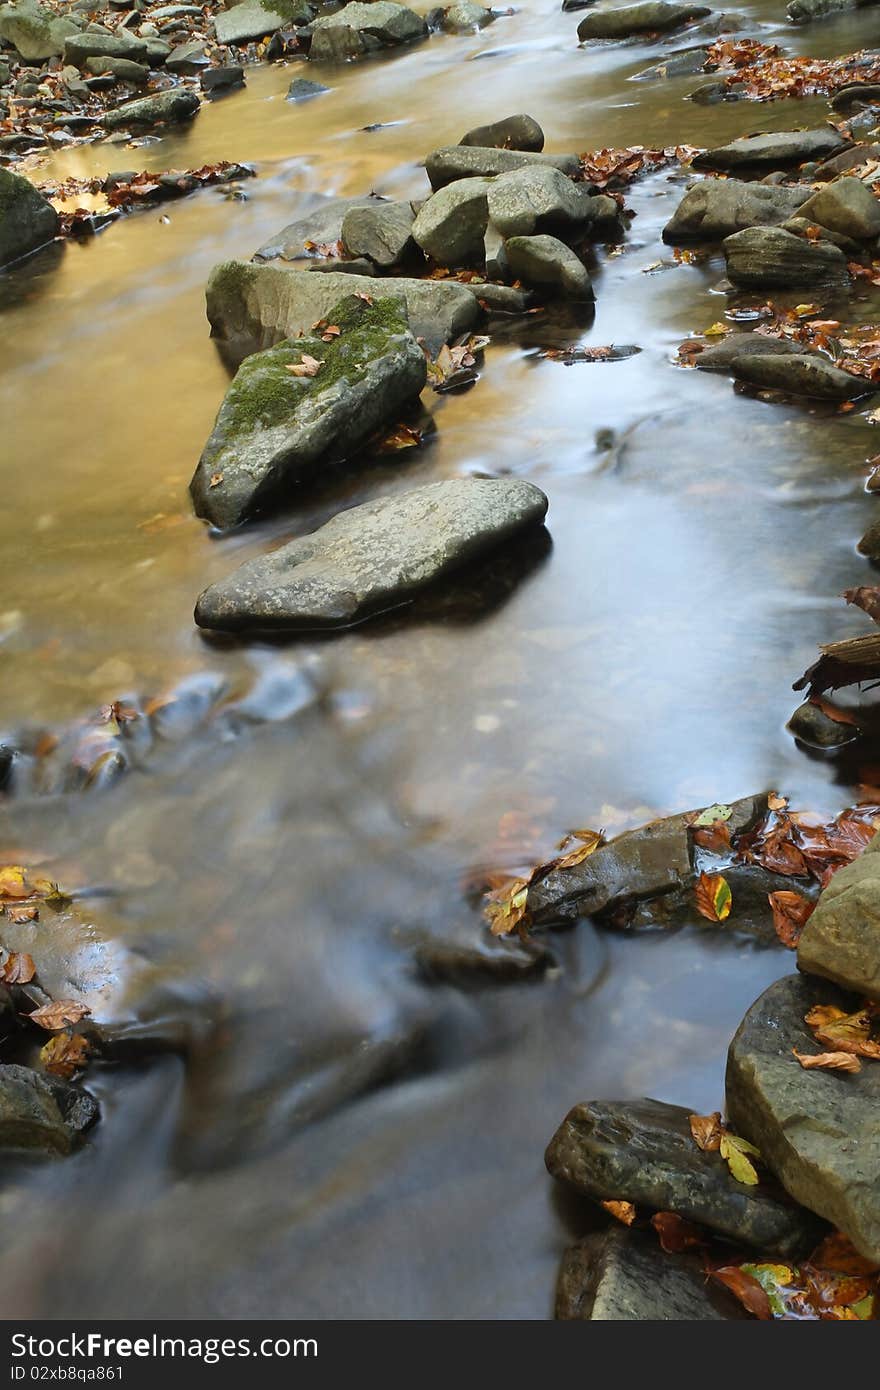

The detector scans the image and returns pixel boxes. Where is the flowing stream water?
[2,0,880,1318]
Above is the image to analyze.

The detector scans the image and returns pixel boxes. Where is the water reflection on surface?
[1,0,879,1318]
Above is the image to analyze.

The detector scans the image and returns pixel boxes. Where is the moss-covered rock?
[191,294,427,528]
[0,167,58,270]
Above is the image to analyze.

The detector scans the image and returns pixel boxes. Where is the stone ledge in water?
[723,225,849,288]
[545,1098,825,1255]
[577,1,712,41]
[694,334,812,371]
[0,1065,98,1156]
[101,88,201,130]
[459,113,544,151]
[797,831,880,998]
[191,295,427,529]
[787,0,859,20]
[308,1,428,61]
[662,178,810,243]
[194,477,549,631]
[425,145,581,190]
[556,1228,747,1320]
[0,167,58,270]
[440,0,495,29]
[214,0,312,44]
[692,127,848,171]
[726,974,880,1263]
[255,194,384,263]
[206,261,480,360]
[730,351,870,400]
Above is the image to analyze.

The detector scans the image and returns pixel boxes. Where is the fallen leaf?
[710,1265,773,1320]
[39,1032,91,1079]
[27,1000,91,1031]
[552,828,604,870]
[209,473,223,488]
[321,325,341,342]
[793,1048,861,1073]
[651,1211,706,1252]
[377,423,423,452]
[693,803,733,827]
[0,866,29,899]
[286,354,324,379]
[689,1111,724,1152]
[808,1004,880,1059]
[694,872,732,922]
[0,951,35,985]
[704,322,730,337]
[768,890,814,948]
[845,586,880,624]
[720,1132,761,1185]
[485,878,530,937]
[601,1199,636,1225]
[6,903,37,924]
[810,1231,880,1276]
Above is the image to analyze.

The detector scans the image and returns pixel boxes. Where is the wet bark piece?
[797,833,880,998]
[726,974,880,1262]
[556,1227,747,1320]
[545,1098,824,1255]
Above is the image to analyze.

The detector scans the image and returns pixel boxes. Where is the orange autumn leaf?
[694,872,732,923]
[793,1048,861,1074]
[709,1265,773,1320]
[689,1111,724,1152]
[651,1211,706,1253]
[27,1000,91,1032]
[601,1199,636,1226]
[39,1032,91,1079]
[810,1231,880,1276]
[768,890,814,949]
[0,951,35,985]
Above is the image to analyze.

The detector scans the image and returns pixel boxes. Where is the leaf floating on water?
[710,1265,774,1320]
[793,1048,861,1073]
[0,951,35,985]
[689,1111,724,1152]
[694,872,732,922]
[704,322,731,338]
[768,890,814,949]
[377,423,423,453]
[651,1212,706,1253]
[40,1032,91,1079]
[27,1000,91,1032]
[719,1132,761,1185]
[601,1199,636,1225]
[0,866,29,900]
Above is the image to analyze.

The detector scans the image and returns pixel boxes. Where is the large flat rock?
[723,225,849,288]
[556,1227,746,1320]
[206,261,480,360]
[692,128,848,172]
[798,833,880,999]
[726,973,880,1263]
[662,178,809,243]
[194,478,549,631]
[730,352,869,400]
[254,195,379,263]
[577,1,711,40]
[191,295,427,529]
[545,1097,823,1255]
[425,145,581,190]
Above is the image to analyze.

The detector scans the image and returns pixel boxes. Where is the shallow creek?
[2,0,880,1317]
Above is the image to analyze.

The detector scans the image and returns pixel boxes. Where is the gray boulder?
[191,295,426,529]
[309,2,427,60]
[663,177,809,243]
[694,334,811,371]
[441,0,494,28]
[788,0,859,19]
[165,41,210,74]
[504,234,593,299]
[214,0,312,46]
[340,199,414,267]
[797,177,880,242]
[546,1097,823,1255]
[788,699,860,749]
[101,87,200,128]
[201,64,245,93]
[255,195,381,263]
[0,0,78,61]
[63,30,148,67]
[486,164,588,238]
[727,974,880,1263]
[577,2,711,40]
[634,45,710,79]
[205,261,480,359]
[0,167,58,269]
[0,1065,98,1156]
[729,351,868,400]
[194,477,549,631]
[830,85,880,114]
[287,76,328,99]
[797,831,880,998]
[84,55,150,82]
[692,127,849,171]
[557,1228,746,1320]
[411,177,492,265]
[814,143,880,179]
[723,225,849,288]
[460,113,544,151]
[426,144,580,190]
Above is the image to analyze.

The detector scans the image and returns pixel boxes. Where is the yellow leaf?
[0,865,28,899]
[601,1199,636,1225]
[720,1133,760,1185]
[704,321,730,337]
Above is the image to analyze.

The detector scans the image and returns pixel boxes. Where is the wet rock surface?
[214,0,311,45]
[425,144,581,190]
[797,177,880,242]
[101,86,201,129]
[505,234,593,298]
[411,176,492,265]
[308,1,428,62]
[194,478,549,631]
[577,1,711,41]
[694,334,811,371]
[663,178,809,243]
[727,974,880,1263]
[0,1065,98,1155]
[693,128,849,171]
[723,225,849,288]
[0,166,57,268]
[460,113,544,151]
[556,1227,746,1320]
[545,1097,824,1253]
[797,834,880,998]
[729,352,870,400]
[191,294,427,529]
[487,165,590,238]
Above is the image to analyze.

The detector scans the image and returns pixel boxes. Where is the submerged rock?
[205,262,480,360]
[0,1065,98,1156]
[0,0,78,62]
[577,1,711,41]
[797,832,880,998]
[195,477,549,631]
[726,974,880,1262]
[255,194,381,263]
[425,144,580,190]
[545,1098,823,1254]
[412,177,492,265]
[191,295,426,529]
[663,178,809,243]
[102,87,201,129]
[441,0,494,28]
[796,177,880,242]
[723,225,849,288]
[214,0,312,44]
[308,1,428,61]
[505,234,593,299]
[340,199,415,268]
[788,699,861,749]
[729,352,869,400]
[694,334,811,371]
[556,1227,746,1320]
[693,128,848,171]
[287,76,329,100]
[0,167,58,269]
[460,113,544,151]
[487,165,589,238]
